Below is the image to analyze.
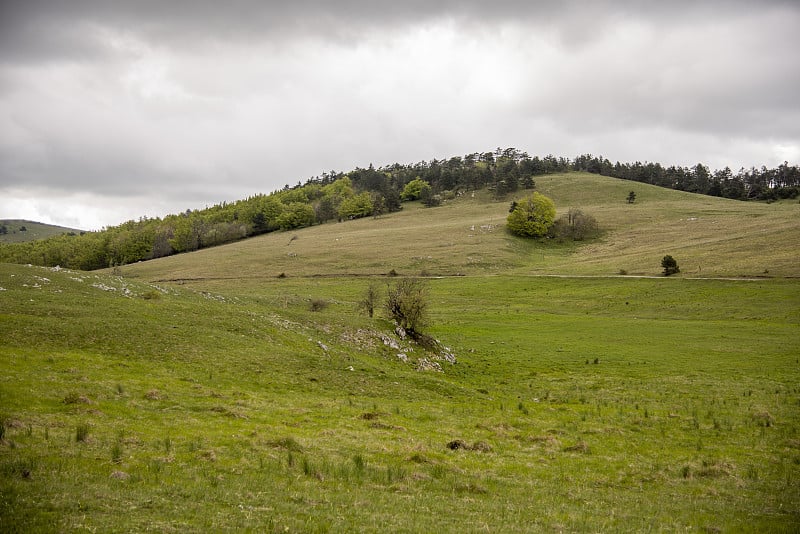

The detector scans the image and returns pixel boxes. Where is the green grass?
[1,177,799,531]
[1,261,798,532]
[0,220,82,244]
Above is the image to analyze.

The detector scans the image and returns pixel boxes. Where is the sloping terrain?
[0,220,83,244]
[117,173,800,283]
[1,174,798,531]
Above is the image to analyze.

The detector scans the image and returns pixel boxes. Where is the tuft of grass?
[111,441,123,464]
[75,423,90,443]
[309,298,328,312]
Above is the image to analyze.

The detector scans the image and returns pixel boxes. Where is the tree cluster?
[573,155,800,201]
[0,150,548,270]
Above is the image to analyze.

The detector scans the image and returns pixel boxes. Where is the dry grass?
[117,173,800,283]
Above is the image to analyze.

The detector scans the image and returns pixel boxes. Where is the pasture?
[1,173,799,531]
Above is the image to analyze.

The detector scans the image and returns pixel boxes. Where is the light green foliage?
[338,192,374,220]
[322,176,355,199]
[239,195,284,232]
[400,178,431,201]
[506,191,557,237]
[277,202,316,230]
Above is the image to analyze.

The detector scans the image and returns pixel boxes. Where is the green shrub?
[507,192,556,238]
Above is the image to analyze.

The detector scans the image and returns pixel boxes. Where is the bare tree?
[385,278,428,335]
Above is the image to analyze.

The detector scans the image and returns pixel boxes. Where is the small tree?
[627,191,636,204]
[661,255,680,276]
[400,178,431,201]
[506,192,557,238]
[359,282,381,318]
[385,278,428,336]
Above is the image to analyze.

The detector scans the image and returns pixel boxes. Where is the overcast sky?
[1,1,798,230]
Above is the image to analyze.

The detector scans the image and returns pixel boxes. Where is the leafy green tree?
[277,202,315,230]
[400,178,430,201]
[314,196,338,223]
[506,192,557,238]
[419,184,441,207]
[338,192,374,219]
[661,255,680,276]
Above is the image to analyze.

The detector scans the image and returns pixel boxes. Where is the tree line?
[1,148,796,270]
[572,154,800,201]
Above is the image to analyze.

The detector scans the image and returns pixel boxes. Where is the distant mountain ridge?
[0,219,84,244]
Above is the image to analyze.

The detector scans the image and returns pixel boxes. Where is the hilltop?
[0,220,83,244]
[1,170,798,532]
[118,172,800,282]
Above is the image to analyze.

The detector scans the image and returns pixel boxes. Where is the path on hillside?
[151,272,776,283]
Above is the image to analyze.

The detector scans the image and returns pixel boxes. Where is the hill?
[1,172,798,531]
[0,219,83,244]
[117,172,800,283]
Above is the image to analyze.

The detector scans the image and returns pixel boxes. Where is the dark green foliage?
[661,255,680,276]
[627,191,636,203]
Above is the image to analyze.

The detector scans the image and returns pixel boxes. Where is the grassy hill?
[0,220,83,244]
[115,172,800,283]
[1,173,799,531]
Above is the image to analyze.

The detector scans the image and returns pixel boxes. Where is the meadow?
[1,173,799,532]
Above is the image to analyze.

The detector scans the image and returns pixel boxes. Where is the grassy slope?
[0,220,82,244]
[2,174,799,532]
[117,173,800,281]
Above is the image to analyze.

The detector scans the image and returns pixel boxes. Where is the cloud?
[1,0,798,229]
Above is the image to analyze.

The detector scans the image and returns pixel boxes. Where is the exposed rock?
[416,358,442,372]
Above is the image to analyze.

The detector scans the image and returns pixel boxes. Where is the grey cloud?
[1,0,798,228]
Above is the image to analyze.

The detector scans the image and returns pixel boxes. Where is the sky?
[1,1,799,230]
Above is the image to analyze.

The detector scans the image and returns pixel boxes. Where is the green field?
[1,173,799,532]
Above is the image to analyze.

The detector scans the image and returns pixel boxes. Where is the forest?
[1,148,798,271]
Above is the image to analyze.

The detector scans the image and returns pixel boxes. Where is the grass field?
[116,173,800,281]
[1,173,799,532]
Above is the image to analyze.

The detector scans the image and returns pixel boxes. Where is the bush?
[385,278,428,335]
[548,208,600,241]
[661,255,680,276]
